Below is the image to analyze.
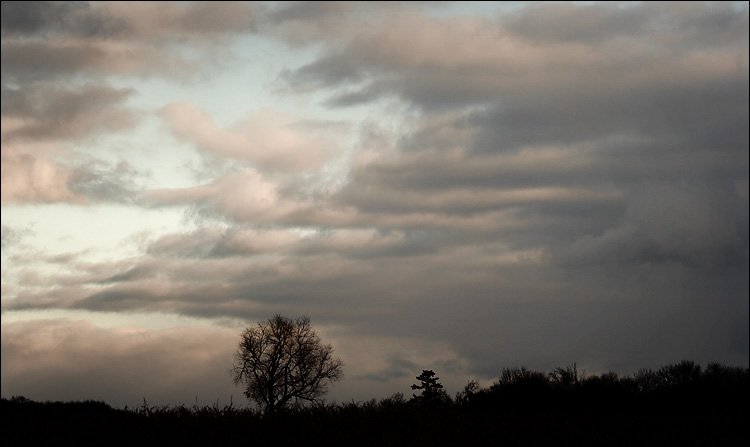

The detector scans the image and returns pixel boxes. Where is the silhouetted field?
[4,361,748,446]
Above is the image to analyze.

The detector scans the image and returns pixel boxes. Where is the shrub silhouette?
[549,363,581,390]
[656,360,701,390]
[489,366,551,407]
[454,379,481,406]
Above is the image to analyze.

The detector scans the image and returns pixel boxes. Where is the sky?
[1,1,748,410]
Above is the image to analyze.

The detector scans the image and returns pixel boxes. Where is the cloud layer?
[2,1,748,408]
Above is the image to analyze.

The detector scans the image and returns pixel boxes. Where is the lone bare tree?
[231,314,343,413]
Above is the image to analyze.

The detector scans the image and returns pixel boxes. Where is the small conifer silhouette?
[411,370,446,404]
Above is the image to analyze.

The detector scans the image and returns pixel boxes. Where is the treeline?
[451,360,749,409]
[4,360,748,446]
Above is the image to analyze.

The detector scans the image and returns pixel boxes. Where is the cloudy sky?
[2,1,748,409]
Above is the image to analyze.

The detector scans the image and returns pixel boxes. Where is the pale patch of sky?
[2,205,189,257]
[104,31,384,195]
[1,308,228,331]
[0,204,190,305]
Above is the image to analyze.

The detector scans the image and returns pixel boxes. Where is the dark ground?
[5,361,748,446]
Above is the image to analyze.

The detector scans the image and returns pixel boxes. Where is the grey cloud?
[68,160,146,204]
[337,154,621,216]
[0,3,130,84]
[145,224,448,263]
[290,66,499,111]
[276,2,748,115]
[0,1,122,38]
[1,2,258,85]
[5,210,747,383]
[1,1,256,40]
[1,1,72,36]
[1,148,146,205]
[1,84,136,142]
[155,1,256,36]
[0,224,32,250]
[1,36,204,86]
[0,150,146,205]
[97,265,155,284]
[502,2,652,44]
[466,73,749,155]
[502,1,747,48]
[281,52,367,91]
[262,1,388,46]
[0,81,147,205]
[375,257,749,378]
[0,40,112,84]
[145,226,295,260]
[268,1,353,23]
[301,229,442,260]
[333,152,745,317]
[76,288,161,312]
[359,355,419,383]
[146,228,227,259]
[324,84,385,108]
[559,180,749,271]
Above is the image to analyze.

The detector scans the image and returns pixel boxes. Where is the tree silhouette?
[231,314,343,413]
[549,363,581,390]
[411,370,449,406]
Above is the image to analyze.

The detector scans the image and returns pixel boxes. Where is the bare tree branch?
[230,314,343,413]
